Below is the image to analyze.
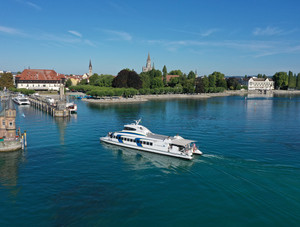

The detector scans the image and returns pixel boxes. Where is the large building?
[15,69,65,91]
[248,77,274,91]
[142,53,153,72]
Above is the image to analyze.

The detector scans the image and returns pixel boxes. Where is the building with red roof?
[15,69,65,91]
[166,75,180,82]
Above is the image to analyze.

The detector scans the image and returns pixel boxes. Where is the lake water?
[0,95,300,226]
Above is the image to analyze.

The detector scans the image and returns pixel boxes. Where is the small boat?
[66,102,77,113]
[100,119,202,160]
[13,94,30,105]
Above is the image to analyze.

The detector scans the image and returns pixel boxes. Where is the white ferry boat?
[100,120,202,160]
[13,95,30,105]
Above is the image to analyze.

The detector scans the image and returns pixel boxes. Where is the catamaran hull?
[100,137,193,160]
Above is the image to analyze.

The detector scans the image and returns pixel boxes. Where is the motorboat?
[13,94,30,105]
[66,102,77,113]
[100,119,202,160]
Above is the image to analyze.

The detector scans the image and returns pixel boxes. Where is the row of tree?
[272,71,300,89]
[69,85,191,98]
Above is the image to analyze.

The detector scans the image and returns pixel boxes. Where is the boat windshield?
[124,127,136,131]
[20,99,28,102]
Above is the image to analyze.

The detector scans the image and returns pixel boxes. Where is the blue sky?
[1,0,300,76]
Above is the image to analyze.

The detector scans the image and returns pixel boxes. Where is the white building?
[15,69,65,91]
[248,77,274,91]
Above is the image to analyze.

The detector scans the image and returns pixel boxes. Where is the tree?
[183,79,195,93]
[187,71,196,80]
[257,74,263,78]
[79,79,88,85]
[168,77,180,87]
[273,72,288,89]
[195,77,205,93]
[211,71,227,89]
[94,75,114,87]
[297,73,300,90]
[112,69,142,89]
[288,71,296,89]
[89,73,100,85]
[0,72,14,89]
[150,77,164,89]
[65,78,72,87]
[227,77,241,90]
[169,70,183,76]
[162,65,167,85]
[139,72,151,88]
[208,74,216,88]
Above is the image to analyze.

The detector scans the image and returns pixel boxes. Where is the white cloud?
[0,25,22,35]
[146,38,300,57]
[84,39,96,47]
[200,29,219,37]
[68,30,82,38]
[102,29,132,41]
[26,1,41,10]
[253,26,283,36]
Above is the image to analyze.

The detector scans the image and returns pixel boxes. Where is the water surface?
[0,95,299,226]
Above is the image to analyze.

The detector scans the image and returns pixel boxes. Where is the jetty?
[28,85,71,118]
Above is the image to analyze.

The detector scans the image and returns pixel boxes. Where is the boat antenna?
[135,119,141,125]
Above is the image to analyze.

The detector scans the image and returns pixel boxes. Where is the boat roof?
[170,138,195,146]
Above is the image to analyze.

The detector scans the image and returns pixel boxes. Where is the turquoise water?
[0,95,300,226]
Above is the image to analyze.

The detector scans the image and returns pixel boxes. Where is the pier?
[28,96,70,117]
[28,85,71,118]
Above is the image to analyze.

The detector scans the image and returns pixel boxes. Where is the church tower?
[142,53,153,72]
[89,59,92,77]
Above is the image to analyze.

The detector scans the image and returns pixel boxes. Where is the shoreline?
[77,90,300,104]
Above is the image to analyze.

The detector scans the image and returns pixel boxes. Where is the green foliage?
[297,73,300,89]
[273,72,288,89]
[88,73,100,85]
[187,71,196,80]
[0,72,14,89]
[183,79,195,93]
[168,77,180,87]
[65,78,72,87]
[94,75,114,87]
[79,79,88,85]
[151,77,164,89]
[288,71,297,89]
[112,69,142,89]
[139,72,151,88]
[227,77,241,90]
[208,74,216,88]
[9,88,35,95]
[169,70,183,76]
[162,65,167,85]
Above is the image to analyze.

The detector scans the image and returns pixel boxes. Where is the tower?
[0,96,16,139]
[142,53,153,72]
[89,59,92,77]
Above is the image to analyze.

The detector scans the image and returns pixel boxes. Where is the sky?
[1,0,300,76]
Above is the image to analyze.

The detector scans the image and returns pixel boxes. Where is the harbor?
[1,95,300,226]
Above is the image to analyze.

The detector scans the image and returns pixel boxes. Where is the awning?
[171,138,195,147]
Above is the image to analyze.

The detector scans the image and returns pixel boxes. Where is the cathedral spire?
[89,59,92,77]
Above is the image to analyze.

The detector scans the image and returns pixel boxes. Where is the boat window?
[150,143,153,146]
[124,127,136,131]
[147,142,149,145]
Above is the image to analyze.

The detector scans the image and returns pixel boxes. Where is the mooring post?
[24,130,27,147]
[21,134,24,150]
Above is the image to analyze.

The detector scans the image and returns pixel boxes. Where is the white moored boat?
[13,94,30,105]
[100,119,202,160]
